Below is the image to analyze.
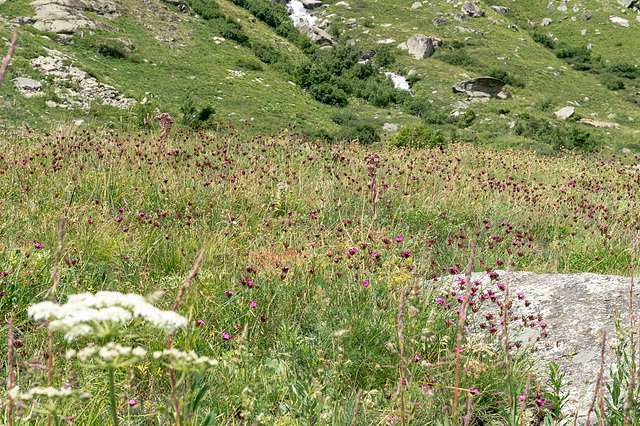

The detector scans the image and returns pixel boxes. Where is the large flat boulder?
[296,22,335,45]
[443,271,639,424]
[452,76,506,98]
[13,0,125,34]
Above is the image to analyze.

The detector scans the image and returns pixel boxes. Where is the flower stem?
[108,366,119,426]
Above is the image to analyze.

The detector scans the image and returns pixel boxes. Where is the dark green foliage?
[308,83,348,106]
[513,117,601,151]
[373,46,395,67]
[437,49,475,67]
[452,109,476,128]
[555,46,603,72]
[185,0,225,19]
[487,68,525,88]
[235,56,264,71]
[403,97,448,125]
[532,32,555,49]
[600,74,626,91]
[336,122,379,144]
[186,0,250,46]
[608,62,640,80]
[180,93,216,126]
[251,40,282,65]
[392,125,446,148]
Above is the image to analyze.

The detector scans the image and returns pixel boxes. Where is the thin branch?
[397,288,407,426]
[351,388,363,426]
[172,248,205,312]
[0,29,19,88]
[585,330,607,426]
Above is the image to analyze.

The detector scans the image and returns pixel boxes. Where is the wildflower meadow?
[2,112,640,425]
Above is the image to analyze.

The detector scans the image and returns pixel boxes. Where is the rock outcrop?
[296,22,335,45]
[300,0,322,9]
[578,119,620,128]
[444,271,640,424]
[610,16,630,27]
[13,77,43,97]
[28,48,135,110]
[461,1,484,18]
[13,0,126,34]
[452,77,508,98]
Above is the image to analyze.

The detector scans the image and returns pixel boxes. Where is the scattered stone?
[46,100,57,108]
[432,17,446,27]
[407,69,417,76]
[591,112,599,117]
[581,29,587,35]
[454,12,468,22]
[453,100,469,109]
[608,113,616,119]
[296,22,335,45]
[547,2,554,9]
[345,18,357,27]
[74,119,85,126]
[490,5,511,13]
[376,38,396,44]
[488,16,499,24]
[452,76,506,98]
[29,48,135,110]
[397,42,408,50]
[557,1,567,12]
[578,119,619,128]
[461,1,484,17]
[358,50,374,60]
[382,123,398,131]
[586,43,594,50]
[411,1,422,9]
[610,16,630,27]
[497,88,512,99]
[406,34,435,59]
[162,0,189,13]
[541,17,552,26]
[334,1,350,6]
[300,0,322,9]
[555,106,575,120]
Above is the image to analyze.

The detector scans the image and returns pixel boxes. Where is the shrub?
[392,124,446,148]
[373,46,396,68]
[487,68,525,88]
[308,83,348,106]
[532,32,555,49]
[337,122,379,144]
[437,49,475,67]
[251,40,282,65]
[235,56,264,71]
[403,97,449,125]
[96,40,131,58]
[600,74,625,91]
[608,62,640,80]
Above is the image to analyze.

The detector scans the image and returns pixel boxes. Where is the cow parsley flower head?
[28,291,187,341]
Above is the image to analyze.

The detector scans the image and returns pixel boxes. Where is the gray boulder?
[448,271,640,424]
[300,0,322,9]
[406,34,435,60]
[432,17,446,27]
[461,1,484,17]
[617,0,638,7]
[454,12,468,22]
[554,106,575,120]
[13,77,43,98]
[452,76,506,98]
[296,22,335,45]
[411,1,422,9]
[581,10,591,20]
[490,5,511,13]
[541,17,552,26]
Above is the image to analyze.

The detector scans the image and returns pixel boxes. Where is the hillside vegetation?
[0,0,638,152]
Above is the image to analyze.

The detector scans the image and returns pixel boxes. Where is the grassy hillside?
[0,0,639,151]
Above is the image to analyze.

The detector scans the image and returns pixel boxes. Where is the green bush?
[96,40,131,58]
[392,125,446,148]
[600,74,626,91]
[235,56,264,71]
[308,83,348,106]
[487,68,525,88]
[373,46,395,68]
[437,49,475,67]
[337,122,379,144]
[608,62,640,80]
[532,32,555,49]
[251,40,282,64]
[403,97,448,124]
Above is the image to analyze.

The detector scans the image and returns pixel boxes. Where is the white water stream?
[285,2,412,93]
[287,1,318,26]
